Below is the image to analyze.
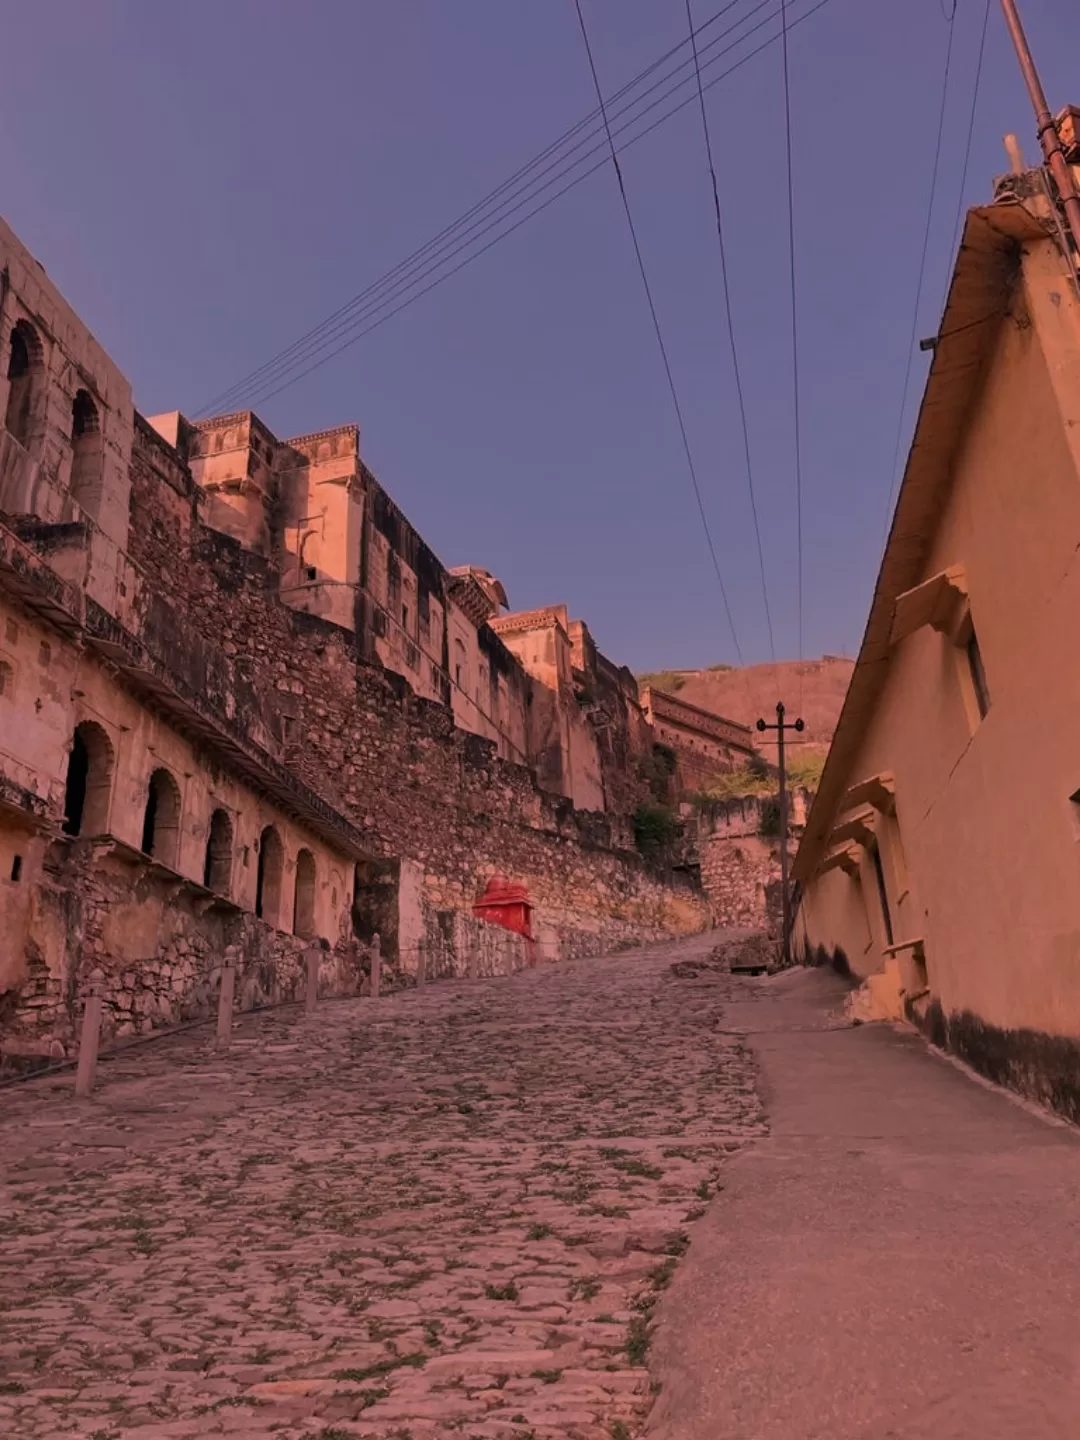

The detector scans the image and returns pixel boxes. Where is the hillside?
[638,655,854,761]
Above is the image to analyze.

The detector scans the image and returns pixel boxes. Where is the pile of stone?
[713,931,780,976]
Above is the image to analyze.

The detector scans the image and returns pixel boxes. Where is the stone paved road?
[0,931,764,1440]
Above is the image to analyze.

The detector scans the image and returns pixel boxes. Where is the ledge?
[891,565,968,647]
[819,842,862,877]
[882,937,925,956]
[840,772,896,815]
[68,833,248,915]
[827,807,877,848]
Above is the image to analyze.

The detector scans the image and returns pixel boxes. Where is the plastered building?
[793,148,1080,1118]
[0,216,711,1068]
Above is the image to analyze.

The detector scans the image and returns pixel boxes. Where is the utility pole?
[999,0,1080,256]
[756,701,804,966]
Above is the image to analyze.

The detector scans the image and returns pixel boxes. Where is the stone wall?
[4,836,369,1070]
[685,792,810,933]
[124,426,709,967]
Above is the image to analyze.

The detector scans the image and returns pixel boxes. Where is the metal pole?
[776,703,791,967]
[757,704,805,969]
[999,0,1080,256]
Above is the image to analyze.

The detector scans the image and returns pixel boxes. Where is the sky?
[2,0,1078,673]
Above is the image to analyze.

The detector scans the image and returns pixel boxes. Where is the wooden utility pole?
[999,0,1080,255]
[756,701,804,966]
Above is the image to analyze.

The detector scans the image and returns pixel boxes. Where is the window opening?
[293,848,316,937]
[203,808,233,894]
[256,825,284,924]
[62,722,113,837]
[141,768,181,865]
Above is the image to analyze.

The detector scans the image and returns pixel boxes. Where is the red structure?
[473,874,536,963]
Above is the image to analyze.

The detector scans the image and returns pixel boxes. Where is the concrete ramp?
[648,968,1080,1439]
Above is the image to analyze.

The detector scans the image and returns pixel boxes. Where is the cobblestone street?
[0,932,764,1440]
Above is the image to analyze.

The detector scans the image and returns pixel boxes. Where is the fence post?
[504,943,516,978]
[468,946,479,981]
[74,970,104,1099]
[216,957,236,1048]
[416,940,427,990]
[305,945,320,1014]
[370,933,381,999]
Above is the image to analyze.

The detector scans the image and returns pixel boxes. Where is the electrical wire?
[195,0,756,417]
[880,0,957,547]
[940,0,992,313]
[220,0,833,416]
[685,0,776,663]
[204,0,803,414]
[572,0,743,665]
[196,0,837,417]
[779,0,804,695]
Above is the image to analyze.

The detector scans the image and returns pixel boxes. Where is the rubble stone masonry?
[126,422,706,969]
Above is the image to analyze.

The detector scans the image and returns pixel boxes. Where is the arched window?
[203,808,233,894]
[255,824,284,926]
[141,767,181,866]
[293,847,316,938]
[62,721,114,837]
[69,389,103,511]
[5,321,44,449]
[454,638,468,692]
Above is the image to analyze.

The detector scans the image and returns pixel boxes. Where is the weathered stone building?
[640,683,756,794]
[686,789,809,934]
[0,217,708,1068]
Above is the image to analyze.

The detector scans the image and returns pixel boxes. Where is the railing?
[1,932,535,1099]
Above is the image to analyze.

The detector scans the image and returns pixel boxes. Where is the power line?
[940,0,992,313]
[196,0,837,418]
[202,0,795,415]
[196,0,758,418]
[880,0,957,546]
[779,0,804,681]
[214,0,835,416]
[572,0,743,665]
[198,0,766,417]
[685,0,776,662]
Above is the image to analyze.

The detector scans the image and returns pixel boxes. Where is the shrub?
[636,669,688,693]
[758,797,781,838]
[633,803,682,858]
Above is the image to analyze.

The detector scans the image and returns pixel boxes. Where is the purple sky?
[2,1,1077,672]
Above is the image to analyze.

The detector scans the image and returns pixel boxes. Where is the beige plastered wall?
[799,238,1080,1037]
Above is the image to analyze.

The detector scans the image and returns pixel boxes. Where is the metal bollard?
[305,946,320,1014]
[370,933,381,999]
[416,941,426,990]
[216,959,236,1048]
[74,972,104,1099]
